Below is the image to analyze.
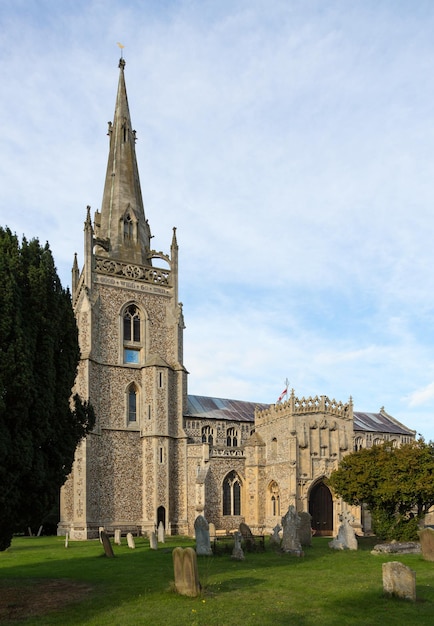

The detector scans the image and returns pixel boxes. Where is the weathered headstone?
[298,512,313,547]
[114,529,121,545]
[270,524,281,547]
[329,512,358,551]
[99,526,105,544]
[127,532,135,549]
[150,531,158,550]
[158,521,165,543]
[419,527,434,561]
[194,515,212,556]
[382,561,416,601]
[101,531,115,558]
[208,522,216,538]
[281,505,303,556]
[173,547,201,597]
[65,531,69,548]
[239,522,256,552]
[231,531,245,561]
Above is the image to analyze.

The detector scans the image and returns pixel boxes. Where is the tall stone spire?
[94,58,151,266]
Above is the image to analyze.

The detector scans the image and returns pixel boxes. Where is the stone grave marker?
[127,532,135,549]
[114,529,121,545]
[65,531,69,548]
[281,505,303,556]
[419,527,434,561]
[231,531,245,561]
[270,524,281,547]
[150,531,158,550]
[298,512,313,547]
[194,515,212,555]
[208,522,216,538]
[173,547,201,597]
[99,526,105,544]
[382,561,416,601]
[101,531,115,558]
[158,521,165,543]
[329,511,358,551]
[239,522,256,552]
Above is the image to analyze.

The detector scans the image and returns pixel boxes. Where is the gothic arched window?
[123,304,142,364]
[127,383,138,423]
[223,471,241,516]
[123,213,134,240]
[269,481,280,516]
[201,426,213,446]
[226,427,238,447]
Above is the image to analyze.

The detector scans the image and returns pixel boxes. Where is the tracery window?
[201,426,213,446]
[226,427,238,447]
[123,304,141,364]
[269,481,280,516]
[223,471,241,516]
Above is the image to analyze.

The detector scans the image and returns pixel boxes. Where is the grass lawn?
[0,535,433,625]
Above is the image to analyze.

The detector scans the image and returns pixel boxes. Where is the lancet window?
[223,471,241,516]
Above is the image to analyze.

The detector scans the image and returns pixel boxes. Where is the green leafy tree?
[329,439,434,540]
[0,227,95,550]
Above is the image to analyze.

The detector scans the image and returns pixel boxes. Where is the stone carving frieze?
[95,256,170,286]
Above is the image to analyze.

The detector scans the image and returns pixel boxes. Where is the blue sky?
[1,1,434,439]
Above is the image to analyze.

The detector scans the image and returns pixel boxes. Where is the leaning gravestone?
[382,561,416,601]
[101,531,115,558]
[419,527,434,561]
[173,547,201,597]
[127,532,135,549]
[281,505,303,556]
[329,512,358,551]
[114,529,121,545]
[231,531,245,561]
[158,521,165,543]
[194,515,213,555]
[99,526,105,544]
[150,531,158,550]
[298,512,313,547]
[270,524,281,547]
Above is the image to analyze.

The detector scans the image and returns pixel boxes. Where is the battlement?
[255,390,353,421]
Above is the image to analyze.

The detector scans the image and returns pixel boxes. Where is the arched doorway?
[157,506,166,529]
[309,481,333,536]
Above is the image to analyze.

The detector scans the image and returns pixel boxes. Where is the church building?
[58,59,415,540]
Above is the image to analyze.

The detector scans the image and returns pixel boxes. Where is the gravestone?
[65,531,69,548]
[382,561,416,601]
[239,522,255,552]
[208,522,216,538]
[127,532,135,549]
[99,526,105,544]
[298,512,313,547]
[194,515,212,556]
[150,531,158,550]
[173,547,201,597]
[371,541,421,555]
[101,531,115,558]
[158,521,165,543]
[419,527,434,561]
[270,524,281,547]
[281,505,303,556]
[114,529,121,545]
[329,512,358,551]
[231,531,245,561]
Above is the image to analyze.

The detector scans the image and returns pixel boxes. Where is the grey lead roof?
[186,395,415,435]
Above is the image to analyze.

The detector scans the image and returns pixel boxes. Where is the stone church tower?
[59,59,189,539]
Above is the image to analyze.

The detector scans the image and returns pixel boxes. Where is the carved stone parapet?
[95,256,170,286]
[210,447,245,458]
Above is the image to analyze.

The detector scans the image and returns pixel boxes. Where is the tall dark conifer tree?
[0,227,94,550]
